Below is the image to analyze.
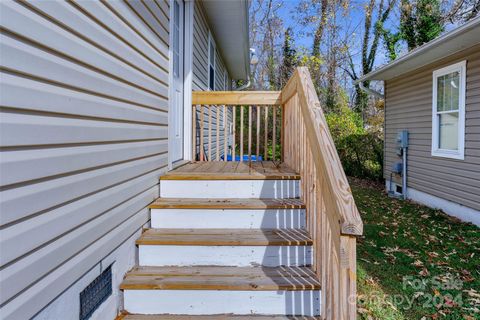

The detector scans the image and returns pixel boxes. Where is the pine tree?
[281,27,297,86]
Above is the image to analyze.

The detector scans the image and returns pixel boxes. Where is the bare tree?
[346,0,396,115]
[249,0,284,90]
[443,0,480,22]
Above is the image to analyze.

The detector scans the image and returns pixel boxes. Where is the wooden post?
[232,106,236,162]
[224,105,227,161]
[272,105,277,161]
[248,105,252,161]
[256,106,260,157]
[192,105,197,161]
[199,105,204,161]
[208,105,212,161]
[264,106,268,160]
[216,106,220,161]
[240,106,244,161]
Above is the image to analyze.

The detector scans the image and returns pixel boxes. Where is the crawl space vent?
[79,265,112,320]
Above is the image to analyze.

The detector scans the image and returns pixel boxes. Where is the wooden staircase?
[119,162,321,317]
[117,67,362,319]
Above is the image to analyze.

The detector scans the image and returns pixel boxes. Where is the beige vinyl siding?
[0,1,169,319]
[385,44,480,211]
[192,1,233,160]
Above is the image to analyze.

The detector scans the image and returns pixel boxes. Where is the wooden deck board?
[120,266,320,291]
[160,161,300,180]
[117,314,320,319]
[136,229,313,246]
[149,198,305,209]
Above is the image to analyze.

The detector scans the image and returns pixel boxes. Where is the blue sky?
[273,0,402,72]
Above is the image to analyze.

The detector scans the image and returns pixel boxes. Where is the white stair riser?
[160,180,300,198]
[124,290,321,316]
[139,245,313,267]
[151,208,306,229]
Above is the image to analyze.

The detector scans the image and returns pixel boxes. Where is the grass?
[349,178,480,320]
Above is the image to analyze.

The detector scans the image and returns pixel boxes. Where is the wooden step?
[120,266,320,291]
[117,314,320,320]
[150,201,306,229]
[121,266,321,315]
[136,229,313,246]
[149,198,305,209]
[161,161,300,180]
[159,179,300,199]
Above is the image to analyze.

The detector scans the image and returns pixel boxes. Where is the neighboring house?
[358,17,480,227]
[0,1,248,319]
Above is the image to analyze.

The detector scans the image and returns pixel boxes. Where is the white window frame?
[431,60,466,160]
[208,31,216,91]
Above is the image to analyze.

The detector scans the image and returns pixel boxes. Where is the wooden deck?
[117,314,320,319]
[161,161,300,180]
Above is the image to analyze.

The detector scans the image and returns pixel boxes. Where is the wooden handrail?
[290,68,363,236]
[192,91,281,105]
[282,67,362,320]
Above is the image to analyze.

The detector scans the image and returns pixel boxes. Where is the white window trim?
[208,31,216,91]
[431,60,466,160]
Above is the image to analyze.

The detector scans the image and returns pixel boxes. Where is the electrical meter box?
[396,130,409,149]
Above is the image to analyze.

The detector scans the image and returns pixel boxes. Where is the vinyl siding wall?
[192,1,233,160]
[0,1,170,319]
[385,44,480,211]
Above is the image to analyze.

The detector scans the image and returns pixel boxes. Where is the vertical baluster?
[272,105,277,161]
[256,106,260,157]
[192,105,197,161]
[232,106,236,162]
[264,106,268,161]
[281,103,285,161]
[216,105,220,161]
[199,105,204,161]
[208,105,212,161]
[248,105,252,161]
[223,105,227,161]
[240,106,244,161]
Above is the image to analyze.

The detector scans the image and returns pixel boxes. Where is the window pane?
[209,66,215,90]
[174,52,179,77]
[437,75,445,111]
[437,71,459,112]
[174,1,179,27]
[173,1,180,78]
[438,112,459,150]
[209,42,215,66]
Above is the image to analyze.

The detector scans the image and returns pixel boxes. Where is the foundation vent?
[79,265,112,320]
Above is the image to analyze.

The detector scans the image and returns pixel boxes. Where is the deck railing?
[191,67,363,320]
[192,91,282,161]
[282,67,362,319]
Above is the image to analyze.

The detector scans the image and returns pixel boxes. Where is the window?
[432,61,466,160]
[208,33,215,90]
[172,0,180,78]
[224,71,228,90]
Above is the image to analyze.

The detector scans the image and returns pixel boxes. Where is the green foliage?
[326,106,384,181]
[401,0,444,50]
[381,26,403,61]
[382,0,444,60]
[281,27,297,87]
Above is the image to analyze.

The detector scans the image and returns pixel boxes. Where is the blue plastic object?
[222,155,263,161]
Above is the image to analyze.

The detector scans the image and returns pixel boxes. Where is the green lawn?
[350,178,480,320]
